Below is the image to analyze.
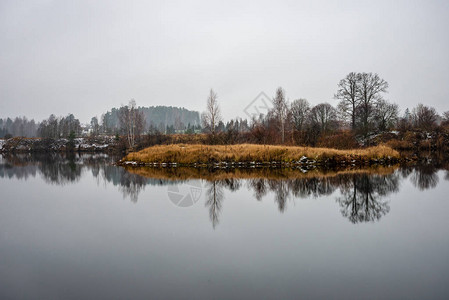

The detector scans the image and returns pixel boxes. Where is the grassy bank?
[122,144,400,166]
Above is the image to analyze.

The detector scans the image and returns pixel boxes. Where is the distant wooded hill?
[102,106,200,133]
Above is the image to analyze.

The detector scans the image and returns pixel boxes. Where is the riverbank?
[0,137,117,153]
[121,144,401,167]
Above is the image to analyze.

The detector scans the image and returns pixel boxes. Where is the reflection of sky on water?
[1,154,449,299]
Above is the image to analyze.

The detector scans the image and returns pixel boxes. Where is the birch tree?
[118,99,145,148]
[271,87,288,143]
[201,89,222,137]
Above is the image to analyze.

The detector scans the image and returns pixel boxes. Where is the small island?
[121,143,400,167]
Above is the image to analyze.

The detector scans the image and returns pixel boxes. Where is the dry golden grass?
[124,143,399,164]
[126,165,397,181]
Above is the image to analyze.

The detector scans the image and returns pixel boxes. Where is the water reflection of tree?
[0,156,38,180]
[117,169,147,203]
[268,180,290,212]
[337,173,399,223]
[290,177,336,198]
[38,153,83,185]
[205,181,224,229]
[247,178,268,200]
[409,164,439,190]
[0,153,167,202]
[400,155,448,190]
[399,165,414,180]
[445,166,449,182]
[4,153,448,225]
[220,178,242,192]
[0,153,84,185]
[100,164,174,202]
[246,177,337,213]
[182,169,414,226]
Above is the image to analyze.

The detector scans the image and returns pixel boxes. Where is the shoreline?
[120,144,403,168]
[0,137,117,153]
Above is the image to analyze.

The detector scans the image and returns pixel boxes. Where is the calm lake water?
[1,154,449,299]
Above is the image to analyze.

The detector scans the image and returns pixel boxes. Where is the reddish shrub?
[316,131,359,149]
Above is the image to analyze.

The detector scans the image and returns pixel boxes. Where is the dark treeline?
[2,72,449,151]
[0,105,200,140]
[38,114,82,139]
[101,105,201,135]
[0,117,38,138]
[0,114,84,139]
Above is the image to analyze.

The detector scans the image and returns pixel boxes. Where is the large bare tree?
[201,89,222,137]
[335,72,360,130]
[335,72,389,139]
[356,72,389,139]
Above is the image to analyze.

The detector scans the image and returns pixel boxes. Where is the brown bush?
[419,139,432,150]
[436,136,447,149]
[386,139,413,150]
[316,131,359,149]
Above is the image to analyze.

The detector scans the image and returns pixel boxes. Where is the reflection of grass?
[124,144,400,165]
[125,165,397,181]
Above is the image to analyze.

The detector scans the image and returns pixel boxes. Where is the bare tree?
[412,103,438,130]
[356,72,389,139]
[271,87,288,143]
[290,98,310,144]
[308,103,338,134]
[90,116,100,136]
[60,114,80,138]
[397,108,413,132]
[290,98,310,132]
[118,99,146,148]
[374,99,399,132]
[442,111,449,127]
[335,72,360,130]
[201,89,222,137]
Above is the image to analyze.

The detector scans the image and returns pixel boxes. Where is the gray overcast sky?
[1,0,448,123]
